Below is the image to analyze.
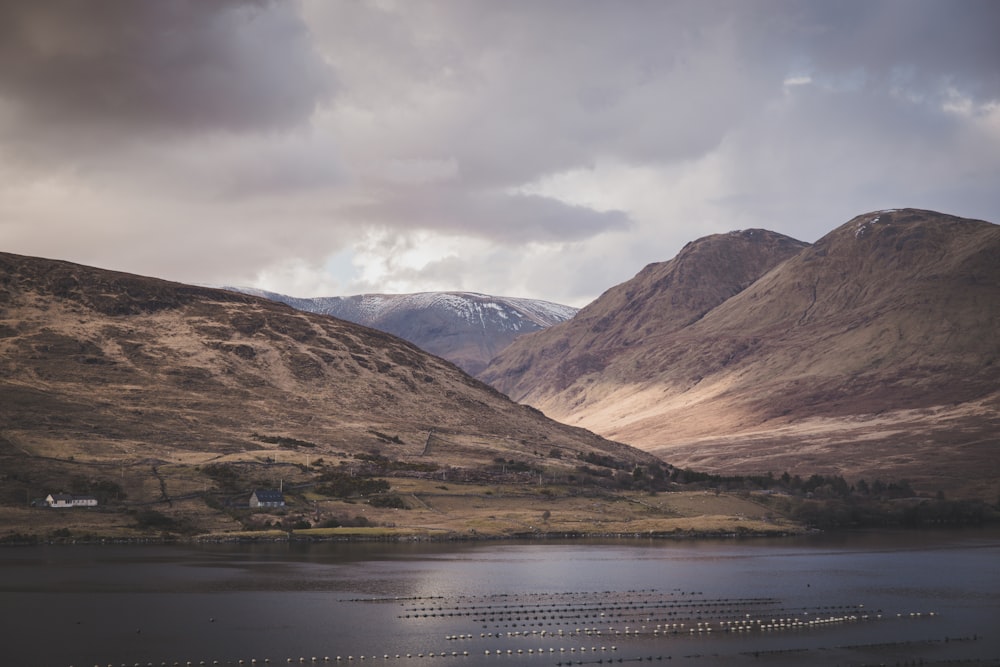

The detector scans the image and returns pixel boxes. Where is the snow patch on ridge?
[855,212,888,238]
[223,287,577,334]
[854,209,905,238]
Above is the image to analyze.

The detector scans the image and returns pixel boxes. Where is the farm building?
[45,493,98,508]
[249,489,285,508]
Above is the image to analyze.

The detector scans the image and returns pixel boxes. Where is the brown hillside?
[0,253,659,510]
[480,210,1000,498]
[481,229,807,401]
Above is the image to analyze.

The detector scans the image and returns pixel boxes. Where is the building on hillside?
[249,489,285,509]
[46,493,98,508]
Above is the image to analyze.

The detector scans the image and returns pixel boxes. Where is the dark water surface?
[1,529,998,667]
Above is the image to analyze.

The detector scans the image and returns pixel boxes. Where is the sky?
[1,1,998,307]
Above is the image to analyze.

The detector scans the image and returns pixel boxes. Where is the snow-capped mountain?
[226,289,577,375]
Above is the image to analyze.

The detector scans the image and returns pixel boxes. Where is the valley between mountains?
[1,208,997,542]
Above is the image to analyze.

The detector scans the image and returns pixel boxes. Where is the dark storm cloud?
[0,0,331,143]
[788,0,1000,101]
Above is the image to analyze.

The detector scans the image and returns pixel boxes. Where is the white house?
[46,493,98,508]
[249,489,285,509]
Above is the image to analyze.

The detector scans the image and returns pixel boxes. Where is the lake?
[1,529,998,667]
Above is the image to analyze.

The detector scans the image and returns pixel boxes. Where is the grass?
[1,434,803,543]
[293,526,431,538]
[300,479,800,540]
[0,468,804,543]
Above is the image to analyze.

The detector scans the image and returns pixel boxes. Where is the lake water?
[1,529,998,667]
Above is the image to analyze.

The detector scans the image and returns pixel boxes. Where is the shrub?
[369,494,406,509]
[315,471,390,498]
[133,509,180,531]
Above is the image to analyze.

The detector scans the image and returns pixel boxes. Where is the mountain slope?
[481,228,809,405]
[0,253,658,510]
[481,210,1000,497]
[230,289,577,376]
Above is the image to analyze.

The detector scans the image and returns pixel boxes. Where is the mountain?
[227,289,577,376]
[480,210,1000,498]
[480,228,808,400]
[0,252,660,525]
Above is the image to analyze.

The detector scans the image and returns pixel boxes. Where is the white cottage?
[249,489,285,508]
[46,493,98,508]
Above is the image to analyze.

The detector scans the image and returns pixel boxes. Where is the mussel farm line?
[385,588,944,658]
[396,588,874,632]
[72,589,959,667]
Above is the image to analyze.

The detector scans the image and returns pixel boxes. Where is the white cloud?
[250,257,344,299]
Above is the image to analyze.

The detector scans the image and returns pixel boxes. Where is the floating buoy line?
[69,589,953,666]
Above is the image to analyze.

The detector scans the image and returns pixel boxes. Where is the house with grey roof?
[249,489,285,509]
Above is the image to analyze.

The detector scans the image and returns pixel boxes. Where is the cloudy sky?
[1,1,998,306]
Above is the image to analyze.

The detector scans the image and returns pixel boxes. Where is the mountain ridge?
[226,288,577,375]
[480,209,1000,498]
[481,228,810,399]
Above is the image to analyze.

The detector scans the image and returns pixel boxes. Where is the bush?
[133,509,180,531]
[315,471,390,498]
[579,452,623,470]
[251,433,317,448]
[369,494,406,509]
[67,476,126,503]
[320,514,372,528]
[202,463,242,492]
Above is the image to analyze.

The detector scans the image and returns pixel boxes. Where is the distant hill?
[227,288,577,376]
[0,252,659,527]
[480,210,1000,498]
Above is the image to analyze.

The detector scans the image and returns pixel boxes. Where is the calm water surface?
[1,529,998,667]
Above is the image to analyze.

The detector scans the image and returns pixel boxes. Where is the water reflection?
[0,530,997,666]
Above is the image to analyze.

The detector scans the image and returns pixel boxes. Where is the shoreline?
[1,525,808,547]
[4,485,995,547]
[6,521,998,547]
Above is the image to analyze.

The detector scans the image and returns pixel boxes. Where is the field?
[0,464,800,543]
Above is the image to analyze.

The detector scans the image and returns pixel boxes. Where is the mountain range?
[0,251,658,524]
[227,288,577,375]
[2,207,996,519]
[481,209,1000,498]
